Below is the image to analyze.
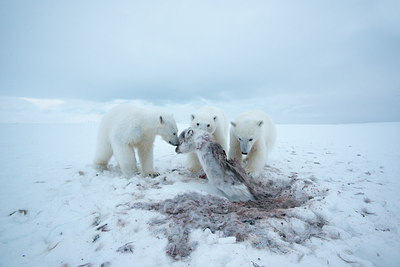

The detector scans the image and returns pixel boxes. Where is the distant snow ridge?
[134,173,328,259]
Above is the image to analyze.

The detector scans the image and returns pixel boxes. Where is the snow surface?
[0,122,399,267]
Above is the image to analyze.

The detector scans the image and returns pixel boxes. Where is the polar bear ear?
[230,122,236,127]
[213,116,217,121]
[257,120,264,127]
[160,116,164,124]
[191,114,195,121]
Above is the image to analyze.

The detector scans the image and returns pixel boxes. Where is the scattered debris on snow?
[133,175,328,259]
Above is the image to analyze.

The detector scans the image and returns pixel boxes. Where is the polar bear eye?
[207,124,210,127]
[196,123,200,126]
[249,138,253,142]
[238,138,242,141]
[173,133,176,136]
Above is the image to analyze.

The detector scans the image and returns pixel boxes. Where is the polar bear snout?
[169,139,179,146]
[239,142,251,155]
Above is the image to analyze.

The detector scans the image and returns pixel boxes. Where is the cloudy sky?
[0,0,399,123]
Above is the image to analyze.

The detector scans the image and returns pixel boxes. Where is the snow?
[0,122,399,266]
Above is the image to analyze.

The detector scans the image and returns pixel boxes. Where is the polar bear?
[187,106,228,173]
[93,104,179,177]
[229,110,276,175]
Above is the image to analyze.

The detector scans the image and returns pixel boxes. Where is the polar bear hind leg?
[112,141,138,176]
[94,137,113,170]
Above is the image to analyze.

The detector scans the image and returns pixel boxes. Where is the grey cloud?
[0,0,399,123]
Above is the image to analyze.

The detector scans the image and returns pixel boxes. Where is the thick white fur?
[229,110,276,175]
[188,106,228,172]
[93,104,179,177]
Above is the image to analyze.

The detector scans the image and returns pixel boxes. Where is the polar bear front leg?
[187,152,202,173]
[213,130,228,152]
[112,142,138,177]
[244,147,266,176]
[137,142,159,177]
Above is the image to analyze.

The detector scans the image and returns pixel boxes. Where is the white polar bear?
[93,104,179,177]
[229,110,276,175]
[187,106,228,173]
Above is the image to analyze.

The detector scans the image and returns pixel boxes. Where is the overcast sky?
[0,0,399,123]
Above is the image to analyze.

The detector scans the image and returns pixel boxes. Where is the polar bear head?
[190,113,218,134]
[230,120,264,155]
[158,114,179,146]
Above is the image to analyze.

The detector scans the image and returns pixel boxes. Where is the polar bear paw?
[145,171,160,178]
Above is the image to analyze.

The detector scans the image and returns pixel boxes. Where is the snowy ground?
[0,122,399,267]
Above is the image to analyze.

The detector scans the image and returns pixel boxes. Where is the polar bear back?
[99,104,158,144]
